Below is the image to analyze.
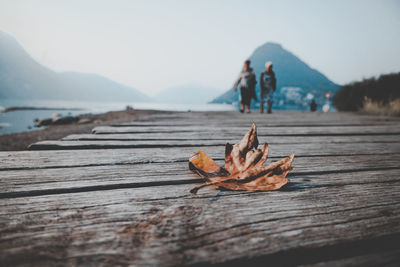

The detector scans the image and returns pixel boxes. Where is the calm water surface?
[0,100,235,135]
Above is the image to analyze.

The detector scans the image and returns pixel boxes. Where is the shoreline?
[0,102,236,135]
[1,106,83,113]
[0,109,167,151]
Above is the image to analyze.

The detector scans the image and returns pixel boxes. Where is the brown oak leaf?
[189,123,294,194]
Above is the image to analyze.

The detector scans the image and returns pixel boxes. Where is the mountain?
[0,30,150,102]
[154,83,223,104]
[211,42,340,107]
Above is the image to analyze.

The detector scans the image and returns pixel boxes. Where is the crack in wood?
[2,152,398,171]
[1,166,400,199]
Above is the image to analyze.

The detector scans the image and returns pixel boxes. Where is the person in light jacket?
[233,60,257,113]
[259,61,276,113]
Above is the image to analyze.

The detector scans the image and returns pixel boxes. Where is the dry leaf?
[189,123,294,194]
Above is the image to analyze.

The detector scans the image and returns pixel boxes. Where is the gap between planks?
[1,166,399,199]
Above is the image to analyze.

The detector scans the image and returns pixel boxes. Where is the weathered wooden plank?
[110,119,397,127]
[111,112,400,127]
[137,110,400,123]
[28,139,400,151]
[123,116,400,129]
[91,125,400,135]
[2,110,400,266]
[54,139,228,147]
[2,143,399,170]
[61,133,400,144]
[1,154,400,196]
[1,170,399,266]
[3,169,399,213]
[0,147,223,170]
[111,121,395,127]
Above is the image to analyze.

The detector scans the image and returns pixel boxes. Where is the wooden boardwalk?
[1,111,400,266]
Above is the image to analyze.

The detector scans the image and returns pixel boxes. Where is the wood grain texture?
[91,125,400,135]
[61,133,400,144]
[1,145,398,171]
[28,140,400,151]
[1,170,400,266]
[2,111,400,266]
[1,154,400,197]
[117,110,400,123]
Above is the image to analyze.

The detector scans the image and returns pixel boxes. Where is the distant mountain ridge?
[0,30,150,102]
[211,42,340,105]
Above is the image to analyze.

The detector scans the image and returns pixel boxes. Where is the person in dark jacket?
[310,100,317,111]
[259,61,276,113]
[233,60,257,113]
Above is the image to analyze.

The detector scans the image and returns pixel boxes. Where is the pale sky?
[0,0,399,96]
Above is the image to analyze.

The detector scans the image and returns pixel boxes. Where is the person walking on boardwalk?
[260,61,276,113]
[233,60,257,113]
[310,99,317,112]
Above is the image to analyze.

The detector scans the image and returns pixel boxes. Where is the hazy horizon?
[1,0,399,96]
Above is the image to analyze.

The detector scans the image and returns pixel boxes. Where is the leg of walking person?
[241,87,251,113]
[239,87,246,113]
[267,102,272,113]
[260,90,265,113]
[267,90,273,114]
[244,88,251,113]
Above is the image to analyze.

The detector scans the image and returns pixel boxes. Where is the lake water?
[0,99,235,135]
